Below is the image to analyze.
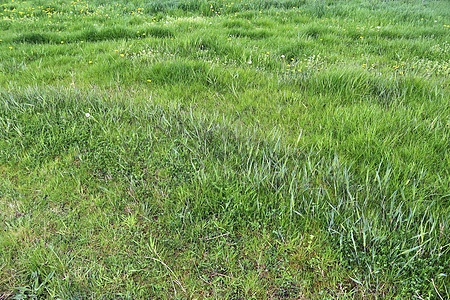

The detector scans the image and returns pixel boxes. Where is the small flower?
[89,61,92,64]
[120,54,124,57]
[85,113,91,118]
[248,60,252,64]
[61,41,64,44]
[147,80,151,82]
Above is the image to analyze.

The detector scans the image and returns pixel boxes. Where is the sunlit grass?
[1,0,449,298]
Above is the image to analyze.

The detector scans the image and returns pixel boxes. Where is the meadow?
[0,0,449,298]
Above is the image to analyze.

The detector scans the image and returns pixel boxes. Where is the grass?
[0,0,449,298]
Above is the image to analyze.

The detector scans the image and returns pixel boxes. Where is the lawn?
[0,0,449,298]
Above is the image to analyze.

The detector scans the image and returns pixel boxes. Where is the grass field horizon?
[1,0,449,298]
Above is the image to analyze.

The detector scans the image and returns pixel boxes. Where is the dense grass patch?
[1,89,448,298]
[0,0,449,298]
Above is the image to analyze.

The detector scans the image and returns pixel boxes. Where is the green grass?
[1,0,449,298]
